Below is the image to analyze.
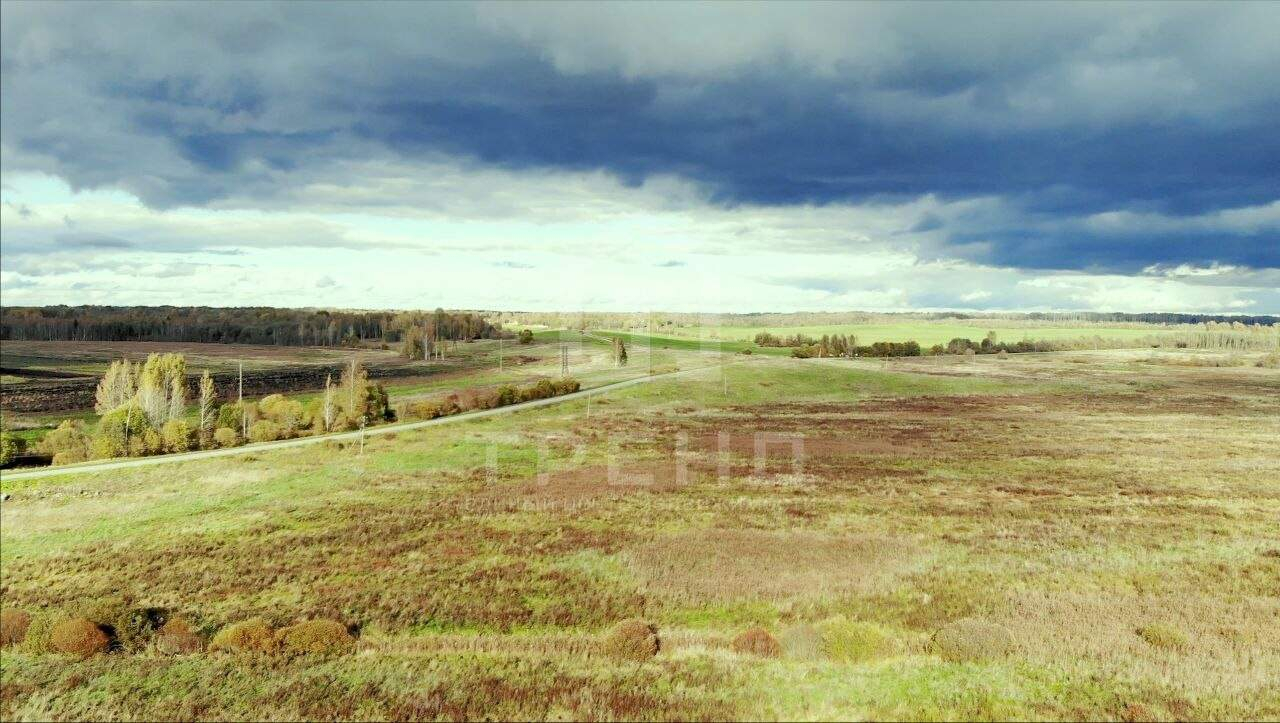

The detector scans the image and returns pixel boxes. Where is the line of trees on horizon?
[0,306,505,347]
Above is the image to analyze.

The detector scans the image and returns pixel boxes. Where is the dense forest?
[0,306,505,346]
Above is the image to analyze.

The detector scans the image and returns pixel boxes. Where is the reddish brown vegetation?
[732,627,782,657]
[49,618,110,658]
[0,610,31,647]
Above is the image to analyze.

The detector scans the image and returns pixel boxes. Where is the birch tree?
[322,373,338,431]
[198,371,217,443]
[94,359,136,413]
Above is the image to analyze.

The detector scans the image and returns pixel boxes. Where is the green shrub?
[160,419,192,453]
[249,419,284,443]
[818,617,899,662]
[1,429,27,466]
[93,403,150,458]
[930,618,1016,662]
[52,449,91,465]
[732,627,781,657]
[602,619,660,662]
[50,617,110,658]
[217,402,248,431]
[496,385,519,406]
[210,618,277,654]
[1136,623,1188,651]
[518,329,534,344]
[0,609,31,647]
[18,612,56,653]
[259,394,306,433]
[274,619,353,656]
[39,420,93,463]
[213,427,239,448]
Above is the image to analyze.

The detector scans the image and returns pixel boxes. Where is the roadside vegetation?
[31,354,393,466]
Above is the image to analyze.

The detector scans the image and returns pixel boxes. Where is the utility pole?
[238,360,245,440]
[498,337,503,372]
[349,356,356,413]
[560,343,568,377]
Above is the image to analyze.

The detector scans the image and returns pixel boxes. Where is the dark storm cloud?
[1,1,1276,272]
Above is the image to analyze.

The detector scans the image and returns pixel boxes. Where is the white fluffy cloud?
[3,167,1274,313]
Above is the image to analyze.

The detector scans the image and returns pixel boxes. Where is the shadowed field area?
[1,350,1277,720]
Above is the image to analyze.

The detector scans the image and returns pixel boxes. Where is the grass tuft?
[1136,623,1188,651]
[602,619,660,662]
[732,627,782,658]
[930,618,1016,662]
[0,609,32,647]
[209,618,277,654]
[154,617,204,655]
[818,616,899,663]
[274,619,354,656]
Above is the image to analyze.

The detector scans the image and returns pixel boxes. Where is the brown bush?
[154,618,204,655]
[1,609,32,647]
[602,618,660,662]
[50,617,110,658]
[732,627,782,658]
[930,618,1016,662]
[274,619,353,656]
[209,618,276,654]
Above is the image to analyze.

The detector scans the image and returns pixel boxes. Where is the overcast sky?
[2,1,1277,313]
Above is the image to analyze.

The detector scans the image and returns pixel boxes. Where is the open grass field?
[629,321,1181,348]
[2,345,1277,720]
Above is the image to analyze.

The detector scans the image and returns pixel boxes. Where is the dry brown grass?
[0,609,32,647]
[624,529,919,602]
[274,619,353,656]
[731,627,782,658]
[602,619,660,662]
[49,617,110,659]
[997,590,1280,691]
[209,619,276,654]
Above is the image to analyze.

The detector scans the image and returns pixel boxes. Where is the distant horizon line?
[2,303,1277,323]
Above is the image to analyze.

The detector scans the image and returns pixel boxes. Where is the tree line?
[0,306,504,347]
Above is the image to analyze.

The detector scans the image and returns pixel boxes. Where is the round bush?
[0,609,31,647]
[50,617,110,658]
[818,617,898,662]
[930,618,1016,662]
[602,619,660,661]
[732,627,782,658]
[155,618,204,655]
[274,619,353,656]
[210,619,276,654]
[213,427,239,448]
[249,420,284,443]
